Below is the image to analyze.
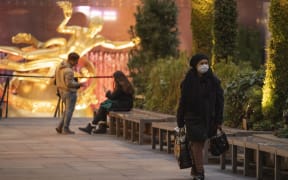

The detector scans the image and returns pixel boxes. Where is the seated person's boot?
[79,123,94,134]
[92,121,107,134]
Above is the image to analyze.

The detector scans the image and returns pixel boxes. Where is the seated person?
[79,70,134,134]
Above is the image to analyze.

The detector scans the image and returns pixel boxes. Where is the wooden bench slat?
[223,135,288,180]
[108,109,176,145]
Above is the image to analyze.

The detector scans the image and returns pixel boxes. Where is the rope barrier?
[0,73,131,119]
[0,73,114,79]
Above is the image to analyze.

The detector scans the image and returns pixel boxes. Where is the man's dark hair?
[68,52,80,61]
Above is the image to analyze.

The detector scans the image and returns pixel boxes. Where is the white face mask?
[197,64,209,74]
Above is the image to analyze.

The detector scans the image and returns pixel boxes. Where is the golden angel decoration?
[0,1,139,116]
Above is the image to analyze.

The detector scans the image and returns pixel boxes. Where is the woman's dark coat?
[94,88,133,123]
[177,68,224,141]
[105,88,133,111]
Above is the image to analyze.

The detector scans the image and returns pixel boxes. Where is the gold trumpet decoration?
[0,1,140,115]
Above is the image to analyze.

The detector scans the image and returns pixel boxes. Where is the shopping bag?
[174,127,192,169]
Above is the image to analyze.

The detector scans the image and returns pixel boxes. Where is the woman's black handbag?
[174,128,192,169]
[209,128,229,156]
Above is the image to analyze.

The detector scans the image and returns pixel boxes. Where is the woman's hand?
[217,124,222,131]
[103,86,107,93]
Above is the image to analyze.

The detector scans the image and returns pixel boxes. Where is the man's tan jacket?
[55,61,81,92]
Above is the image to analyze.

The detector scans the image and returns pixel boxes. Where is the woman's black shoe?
[92,123,107,134]
[192,173,204,180]
[79,123,94,134]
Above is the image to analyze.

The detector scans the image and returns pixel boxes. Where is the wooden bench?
[222,127,272,137]
[221,136,288,180]
[151,121,223,165]
[108,109,175,145]
[150,124,267,154]
[152,121,177,153]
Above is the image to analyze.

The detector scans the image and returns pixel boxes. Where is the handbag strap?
[218,126,224,132]
[217,127,226,136]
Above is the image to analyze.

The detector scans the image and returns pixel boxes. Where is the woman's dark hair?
[113,71,134,95]
[189,53,209,68]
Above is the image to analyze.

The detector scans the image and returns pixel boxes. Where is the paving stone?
[0,118,256,180]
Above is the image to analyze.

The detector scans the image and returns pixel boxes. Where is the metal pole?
[54,95,61,118]
[0,78,9,120]
[5,78,9,118]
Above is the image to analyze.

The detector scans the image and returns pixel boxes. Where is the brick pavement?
[0,118,256,180]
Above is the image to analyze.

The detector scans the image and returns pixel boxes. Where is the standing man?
[55,52,85,134]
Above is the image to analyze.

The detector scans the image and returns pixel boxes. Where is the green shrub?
[144,53,188,114]
[213,59,253,89]
[223,68,265,128]
[274,117,288,137]
[212,0,237,64]
[253,120,275,131]
[129,0,179,95]
[236,26,264,69]
[191,0,213,56]
[245,86,263,127]
[262,0,288,124]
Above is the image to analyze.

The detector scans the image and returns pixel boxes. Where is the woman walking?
[177,54,224,180]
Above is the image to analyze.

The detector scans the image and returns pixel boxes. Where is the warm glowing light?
[22,84,32,93]
[103,11,117,21]
[75,6,117,21]
[261,58,276,113]
[76,103,89,110]
[75,6,91,15]
[192,0,214,15]
[90,10,102,17]
[262,83,273,108]
[38,83,48,90]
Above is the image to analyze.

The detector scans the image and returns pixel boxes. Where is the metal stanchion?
[0,78,10,119]
[54,95,62,118]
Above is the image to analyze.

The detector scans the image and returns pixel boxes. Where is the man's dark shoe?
[62,128,75,135]
[92,127,107,134]
[79,123,94,134]
[55,127,62,134]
